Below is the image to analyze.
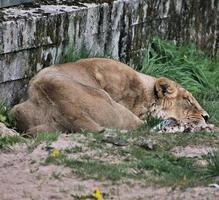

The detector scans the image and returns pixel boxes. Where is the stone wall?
[0,0,33,8]
[0,0,218,105]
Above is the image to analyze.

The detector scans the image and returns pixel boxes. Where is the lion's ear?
[155,77,177,98]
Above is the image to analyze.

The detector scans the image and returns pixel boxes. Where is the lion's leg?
[73,116,105,133]
[10,101,40,133]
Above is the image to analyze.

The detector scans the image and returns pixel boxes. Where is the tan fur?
[10,58,209,134]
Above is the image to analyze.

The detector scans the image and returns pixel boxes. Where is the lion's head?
[150,77,209,125]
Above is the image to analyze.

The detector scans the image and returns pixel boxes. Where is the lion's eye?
[187,99,191,105]
[184,97,193,106]
[182,97,193,106]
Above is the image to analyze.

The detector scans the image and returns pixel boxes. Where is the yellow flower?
[80,187,102,200]
[92,187,102,200]
[50,148,60,157]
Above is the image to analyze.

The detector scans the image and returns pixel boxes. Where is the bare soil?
[1,134,219,200]
[171,145,215,158]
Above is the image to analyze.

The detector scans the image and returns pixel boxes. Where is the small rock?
[0,122,18,136]
[209,184,219,189]
[102,135,128,146]
[102,129,128,146]
[136,137,157,150]
[196,159,209,167]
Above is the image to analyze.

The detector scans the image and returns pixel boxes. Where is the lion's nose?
[202,113,209,122]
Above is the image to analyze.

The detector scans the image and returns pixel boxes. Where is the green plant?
[139,37,219,98]
[206,151,219,177]
[58,45,112,64]
[0,101,15,128]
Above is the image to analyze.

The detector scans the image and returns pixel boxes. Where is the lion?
[10,58,211,134]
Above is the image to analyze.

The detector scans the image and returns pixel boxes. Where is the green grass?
[32,132,59,144]
[201,99,219,126]
[205,151,219,177]
[28,132,60,151]
[139,37,219,97]
[136,152,205,187]
[0,135,26,150]
[45,154,134,181]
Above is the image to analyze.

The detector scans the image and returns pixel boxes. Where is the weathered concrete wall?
[0,0,218,105]
[0,0,33,8]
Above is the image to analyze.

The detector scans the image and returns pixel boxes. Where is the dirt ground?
[1,134,219,200]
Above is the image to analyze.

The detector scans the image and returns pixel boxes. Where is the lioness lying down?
[11,58,212,134]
